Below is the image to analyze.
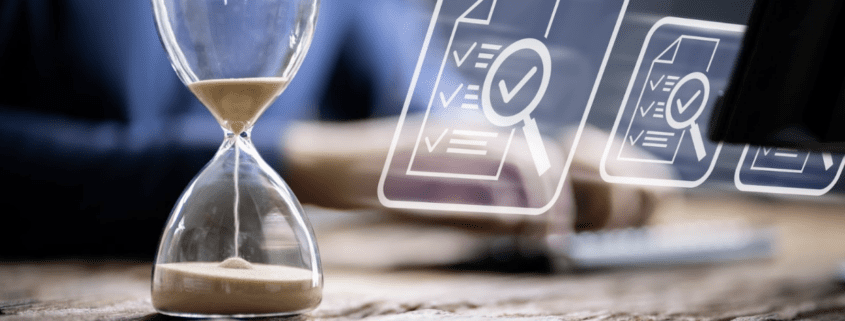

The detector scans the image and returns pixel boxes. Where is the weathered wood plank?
[3,263,845,320]
[3,196,845,320]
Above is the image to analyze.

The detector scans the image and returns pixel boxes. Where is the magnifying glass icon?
[481,38,552,176]
[665,71,710,161]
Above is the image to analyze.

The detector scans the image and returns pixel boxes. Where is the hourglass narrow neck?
[213,127,262,162]
[224,126,253,139]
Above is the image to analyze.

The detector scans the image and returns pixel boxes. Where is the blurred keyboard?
[550,220,777,269]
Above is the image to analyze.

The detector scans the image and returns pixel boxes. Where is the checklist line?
[450,139,488,146]
[447,148,487,155]
[642,143,668,148]
[646,131,675,136]
[481,43,502,50]
[774,152,799,158]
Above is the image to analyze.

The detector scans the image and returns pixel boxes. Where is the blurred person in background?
[0,0,663,260]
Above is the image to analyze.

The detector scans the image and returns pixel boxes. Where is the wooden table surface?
[3,195,845,320]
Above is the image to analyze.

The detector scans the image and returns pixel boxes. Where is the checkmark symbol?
[453,42,477,67]
[649,75,665,91]
[676,89,702,114]
[639,101,655,117]
[425,129,449,152]
[499,66,537,103]
[762,147,772,156]
[439,83,464,108]
[629,130,644,145]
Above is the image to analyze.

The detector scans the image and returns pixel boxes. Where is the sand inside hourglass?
[150,78,319,315]
[188,77,290,260]
[152,258,321,315]
[189,77,288,135]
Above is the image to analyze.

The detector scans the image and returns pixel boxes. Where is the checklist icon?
[379,0,628,214]
[600,17,745,188]
[735,145,845,196]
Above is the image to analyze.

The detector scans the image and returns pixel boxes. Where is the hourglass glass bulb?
[151,133,322,317]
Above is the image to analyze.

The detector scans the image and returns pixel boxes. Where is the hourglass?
[149,0,321,317]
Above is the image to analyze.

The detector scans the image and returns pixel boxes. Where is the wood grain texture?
[3,195,845,320]
[3,263,845,320]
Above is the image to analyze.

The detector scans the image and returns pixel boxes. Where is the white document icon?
[405,2,554,180]
[600,17,745,188]
[750,147,812,173]
[735,145,845,196]
[379,0,628,214]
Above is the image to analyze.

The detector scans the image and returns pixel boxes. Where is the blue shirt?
[0,0,428,257]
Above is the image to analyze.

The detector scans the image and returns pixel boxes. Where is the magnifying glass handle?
[523,118,551,176]
[689,123,707,161]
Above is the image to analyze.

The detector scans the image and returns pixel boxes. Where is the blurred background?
[2,0,845,281]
